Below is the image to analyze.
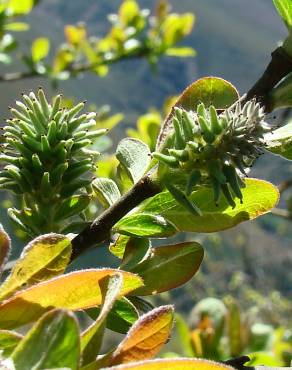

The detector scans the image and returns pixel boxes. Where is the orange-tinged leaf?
[0,233,72,301]
[0,224,10,277]
[103,358,235,369]
[110,305,174,365]
[0,269,143,329]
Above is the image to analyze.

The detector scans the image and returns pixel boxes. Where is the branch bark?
[246,47,292,112]
[70,174,161,261]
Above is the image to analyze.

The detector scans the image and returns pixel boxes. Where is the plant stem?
[70,173,161,261]
[246,47,292,112]
[0,48,150,82]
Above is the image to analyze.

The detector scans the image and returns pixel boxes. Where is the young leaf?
[103,358,235,369]
[114,214,177,238]
[0,269,143,329]
[31,37,50,62]
[116,138,151,184]
[92,177,121,208]
[127,179,279,233]
[273,0,292,30]
[12,309,80,370]
[0,330,22,357]
[110,235,132,259]
[0,224,10,277]
[129,242,204,296]
[157,77,239,150]
[109,305,174,365]
[0,233,72,301]
[81,274,124,365]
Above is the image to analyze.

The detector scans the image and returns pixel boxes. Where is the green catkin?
[154,99,269,214]
[172,117,185,149]
[50,94,62,119]
[37,88,50,118]
[185,170,201,196]
[166,182,202,216]
[153,152,179,168]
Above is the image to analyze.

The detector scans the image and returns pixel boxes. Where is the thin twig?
[0,48,150,82]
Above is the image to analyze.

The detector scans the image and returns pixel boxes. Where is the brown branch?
[246,47,292,112]
[70,174,161,261]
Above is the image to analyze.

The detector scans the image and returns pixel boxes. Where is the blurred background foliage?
[0,0,292,367]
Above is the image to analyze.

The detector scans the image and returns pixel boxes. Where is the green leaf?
[92,178,121,208]
[129,242,203,296]
[116,138,151,184]
[8,0,33,14]
[0,330,22,357]
[175,77,239,111]
[273,0,292,30]
[0,234,71,301]
[109,235,130,259]
[55,195,90,221]
[127,179,279,233]
[114,214,177,238]
[247,352,282,367]
[120,238,151,271]
[81,274,124,365]
[157,77,239,150]
[87,297,139,335]
[12,309,80,370]
[0,224,10,277]
[265,121,292,160]
[0,269,143,329]
[109,306,174,365]
[31,37,50,62]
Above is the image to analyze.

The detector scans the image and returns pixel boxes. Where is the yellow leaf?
[0,234,71,301]
[0,269,143,329]
[119,0,140,26]
[31,37,50,62]
[110,306,174,365]
[65,24,87,46]
[104,358,235,369]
